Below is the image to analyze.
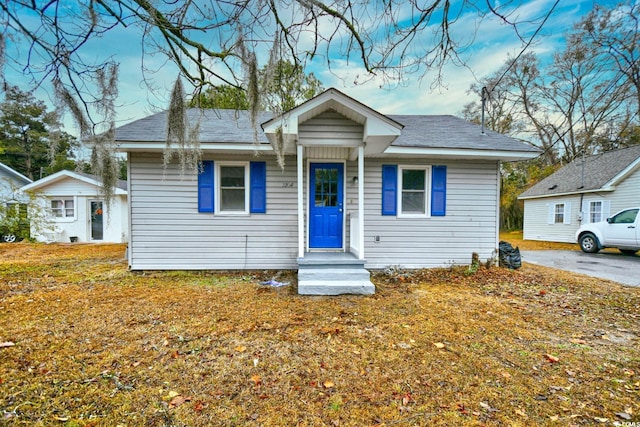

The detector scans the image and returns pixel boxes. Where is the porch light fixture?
[352,176,359,184]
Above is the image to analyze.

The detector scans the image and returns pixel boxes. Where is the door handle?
[628,225,636,228]
[339,209,343,212]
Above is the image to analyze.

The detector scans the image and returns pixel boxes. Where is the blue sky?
[3,0,619,137]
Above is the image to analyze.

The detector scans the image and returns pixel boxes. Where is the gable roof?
[115,87,540,161]
[0,161,32,185]
[519,145,640,199]
[21,169,127,194]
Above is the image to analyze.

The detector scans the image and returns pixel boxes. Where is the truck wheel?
[579,233,599,253]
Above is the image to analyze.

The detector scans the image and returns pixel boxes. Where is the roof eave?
[21,170,127,195]
[518,187,615,200]
[117,142,273,153]
[382,146,541,161]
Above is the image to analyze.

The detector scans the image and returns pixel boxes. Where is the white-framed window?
[554,203,565,224]
[50,198,75,218]
[398,165,431,217]
[589,201,602,223]
[216,162,249,214]
[548,202,571,225]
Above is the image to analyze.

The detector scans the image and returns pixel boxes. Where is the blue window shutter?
[198,161,214,212]
[431,166,447,216]
[250,161,267,213]
[381,165,397,215]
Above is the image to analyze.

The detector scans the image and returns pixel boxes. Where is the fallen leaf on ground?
[433,342,445,349]
[0,342,15,348]
[250,375,262,386]
[544,354,560,363]
[323,380,335,389]
[169,395,191,408]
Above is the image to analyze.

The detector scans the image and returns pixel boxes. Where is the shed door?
[90,200,104,241]
[309,163,343,249]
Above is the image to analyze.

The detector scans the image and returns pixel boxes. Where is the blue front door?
[310,163,344,249]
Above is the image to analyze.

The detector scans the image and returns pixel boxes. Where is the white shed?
[21,170,128,243]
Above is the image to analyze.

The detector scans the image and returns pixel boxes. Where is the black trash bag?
[499,240,521,269]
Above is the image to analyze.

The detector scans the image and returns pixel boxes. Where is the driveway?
[521,250,640,288]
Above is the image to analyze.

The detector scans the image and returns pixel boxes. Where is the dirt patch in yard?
[1,243,638,426]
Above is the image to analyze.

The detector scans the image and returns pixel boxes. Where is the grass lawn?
[1,243,638,426]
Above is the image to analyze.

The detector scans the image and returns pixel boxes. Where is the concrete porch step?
[297,252,375,295]
[297,279,375,296]
[298,267,371,282]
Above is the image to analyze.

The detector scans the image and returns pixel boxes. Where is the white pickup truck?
[575,207,640,254]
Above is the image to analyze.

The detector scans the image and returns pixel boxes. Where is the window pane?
[65,200,74,217]
[402,169,425,190]
[221,166,245,188]
[589,201,602,223]
[402,192,425,213]
[221,189,245,211]
[555,204,564,223]
[51,200,63,217]
[314,168,338,207]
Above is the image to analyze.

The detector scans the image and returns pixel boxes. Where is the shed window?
[51,199,74,218]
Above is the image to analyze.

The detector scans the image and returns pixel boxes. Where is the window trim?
[215,161,250,215]
[554,203,565,224]
[397,165,431,218]
[589,201,603,223]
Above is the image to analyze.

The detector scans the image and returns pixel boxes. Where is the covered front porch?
[261,89,403,295]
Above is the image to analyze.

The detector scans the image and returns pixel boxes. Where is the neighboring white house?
[0,161,32,201]
[1,162,33,242]
[115,88,539,295]
[519,145,640,243]
[20,170,129,243]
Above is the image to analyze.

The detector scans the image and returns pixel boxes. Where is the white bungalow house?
[519,145,640,243]
[115,88,540,294]
[21,170,129,243]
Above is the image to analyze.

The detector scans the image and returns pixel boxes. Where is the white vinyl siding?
[128,153,501,270]
[128,153,298,270]
[348,159,499,269]
[523,196,581,243]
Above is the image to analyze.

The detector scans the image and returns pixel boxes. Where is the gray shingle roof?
[388,114,538,152]
[115,109,538,154]
[519,145,640,199]
[116,109,273,144]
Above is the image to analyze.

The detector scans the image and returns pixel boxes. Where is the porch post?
[297,143,305,258]
[358,145,365,260]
